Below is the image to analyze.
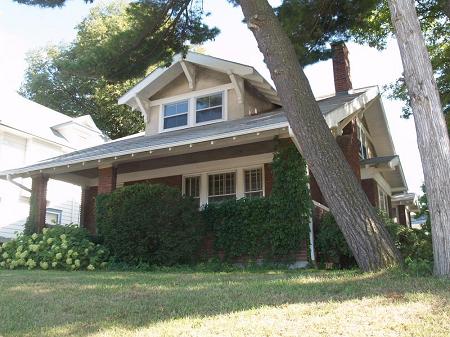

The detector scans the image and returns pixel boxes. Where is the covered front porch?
[4,112,291,234]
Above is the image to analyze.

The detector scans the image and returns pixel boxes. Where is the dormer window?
[163,100,189,130]
[196,92,223,124]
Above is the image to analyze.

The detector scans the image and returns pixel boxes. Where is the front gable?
[119,52,280,136]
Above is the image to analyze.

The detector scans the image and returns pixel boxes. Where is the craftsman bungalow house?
[0,43,416,262]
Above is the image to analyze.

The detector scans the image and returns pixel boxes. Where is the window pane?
[196,96,210,110]
[164,100,188,117]
[245,168,262,195]
[196,107,222,123]
[177,101,188,114]
[209,93,222,107]
[164,104,177,117]
[185,176,200,198]
[208,172,236,203]
[164,114,188,129]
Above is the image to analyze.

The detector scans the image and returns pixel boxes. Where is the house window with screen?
[163,100,189,129]
[208,172,236,203]
[244,168,263,198]
[46,208,62,225]
[196,92,223,123]
[185,176,200,207]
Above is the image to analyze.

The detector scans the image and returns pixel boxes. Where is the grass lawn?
[0,269,449,337]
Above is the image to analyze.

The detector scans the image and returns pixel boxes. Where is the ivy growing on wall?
[203,140,312,261]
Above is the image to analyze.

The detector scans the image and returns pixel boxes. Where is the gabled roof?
[118,52,281,107]
[0,92,109,147]
[0,90,374,178]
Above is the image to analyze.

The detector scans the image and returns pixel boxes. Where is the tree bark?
[238,0,402,272]
[387,0,450,277]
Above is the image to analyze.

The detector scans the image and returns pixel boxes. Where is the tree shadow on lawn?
[0,269,448,337]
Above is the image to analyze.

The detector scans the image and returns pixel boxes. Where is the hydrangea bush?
[0,225,109,271]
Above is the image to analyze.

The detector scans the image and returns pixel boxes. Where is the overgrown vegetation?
[203,141,311,261]
[316,210,433,274]
[0,226,109,271]
[96,183,204,266]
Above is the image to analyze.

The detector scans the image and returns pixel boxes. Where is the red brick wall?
[124,175,182,190]
[264,163,273,196]
[336,133,361,180]
[332,42,352,93]
[30,175,49,233]
[80,186,98,234]
[98,167,117,195]
[361,179,378,207]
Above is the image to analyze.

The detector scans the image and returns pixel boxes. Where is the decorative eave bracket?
[180,60,196,90]
[228,72,245,104]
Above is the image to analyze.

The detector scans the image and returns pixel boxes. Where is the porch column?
[398,205,407,226]
[98,166,117,195]
[80,186,98,234]
[29,174,49,233]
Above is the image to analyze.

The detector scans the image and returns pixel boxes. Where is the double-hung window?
[163,100,188,130]
[196,92,223,123]
[185,176,200,207]
[244,168,263,198]
[208,172,236,203]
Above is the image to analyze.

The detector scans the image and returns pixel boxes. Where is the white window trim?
[182,164,265,207]
[46,208,62,225]
[194,91,226,127]
[157,85,230,133]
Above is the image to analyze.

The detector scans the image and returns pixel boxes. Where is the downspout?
[6,174,32,193]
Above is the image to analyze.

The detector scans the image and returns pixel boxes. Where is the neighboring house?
[0,92,108,241]
[0,43,415,263]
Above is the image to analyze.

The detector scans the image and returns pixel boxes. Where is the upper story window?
[196,92,223,124]
[357,122,372,159]
[163,100,189,130]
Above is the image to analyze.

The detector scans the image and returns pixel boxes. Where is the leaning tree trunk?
[387,0,450,277]
[238,0,402,272]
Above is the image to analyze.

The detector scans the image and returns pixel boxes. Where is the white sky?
[0,0,424,194]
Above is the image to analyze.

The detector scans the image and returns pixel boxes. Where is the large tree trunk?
[238,0,402,272]
[387,0,450,277]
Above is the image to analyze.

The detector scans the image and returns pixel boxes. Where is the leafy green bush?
[96,183,204,266]
[386,220,433,268]
[316,210,433,271]
[0,225,109,271]
[203,141,311,261]
[315,213,355,268]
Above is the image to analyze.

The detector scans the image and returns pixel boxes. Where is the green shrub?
[315,213,355,268]
[0,225,109,271]
[96,183,204,266]
[316,210,433,271]
[203,141,311,261]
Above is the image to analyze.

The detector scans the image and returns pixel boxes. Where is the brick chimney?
[332,42,352,93]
